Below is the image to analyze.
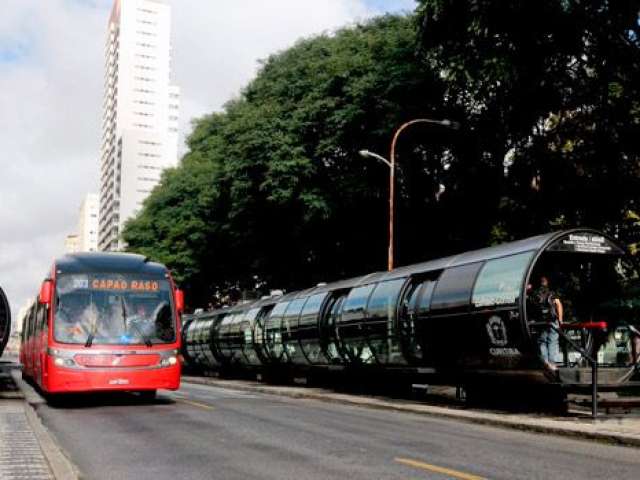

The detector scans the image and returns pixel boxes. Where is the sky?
[0,0,416,328]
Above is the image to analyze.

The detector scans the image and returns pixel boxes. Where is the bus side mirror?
[39,280,53,306]
[175,289,184,314]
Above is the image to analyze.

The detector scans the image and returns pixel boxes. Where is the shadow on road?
[44,392,176,409]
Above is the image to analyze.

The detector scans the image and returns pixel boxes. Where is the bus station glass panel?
[253,305,274,363]
[399,279,436,363]
[203,318,216,365]
[430,263,483,311]
[472,252,534,307]
[228,313,246,361]
[218,314,236,359]
[367,279,405,320]
[264,301,289,361]
[241,308,261,365]
[366,278,406,364]
[282,298,307,363]
[339,284,376,364]
[323,294,347,363]
[340,285,375,324]
[299,293,328,364]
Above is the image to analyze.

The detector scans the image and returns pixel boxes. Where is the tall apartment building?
[99,0,180,251]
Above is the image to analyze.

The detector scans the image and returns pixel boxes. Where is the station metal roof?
[191,229,626,317]
[298,231,563,295]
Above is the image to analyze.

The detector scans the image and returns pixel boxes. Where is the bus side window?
[28,307,35,340]
[21,309,28,343]
[34,305,41,336]
[39,303,48,334]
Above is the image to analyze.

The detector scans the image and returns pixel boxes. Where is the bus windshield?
[54,273,176,346]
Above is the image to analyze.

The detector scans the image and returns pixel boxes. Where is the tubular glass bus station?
[182,229,639,395]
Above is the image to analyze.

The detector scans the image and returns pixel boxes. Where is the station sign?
[547,233,625,255]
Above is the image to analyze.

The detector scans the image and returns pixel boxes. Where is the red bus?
[20,252,184,397]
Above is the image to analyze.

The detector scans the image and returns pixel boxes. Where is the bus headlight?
[48,348,76,367]
[160,356,177,367]
[53,357,76,367]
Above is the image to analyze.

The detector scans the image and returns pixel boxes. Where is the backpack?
[531,287,558,322]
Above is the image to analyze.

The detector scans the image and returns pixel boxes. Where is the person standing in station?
[531,275,564,369]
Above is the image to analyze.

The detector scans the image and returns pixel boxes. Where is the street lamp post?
[360,118,459,271]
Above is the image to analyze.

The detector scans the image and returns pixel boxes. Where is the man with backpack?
[530,275,564,370]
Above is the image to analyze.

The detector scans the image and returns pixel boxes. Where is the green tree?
[124,15,455,306]
[416,0,640,265]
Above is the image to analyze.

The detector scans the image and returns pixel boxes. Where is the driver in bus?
[127,300,155,339]
[530,275,564,370]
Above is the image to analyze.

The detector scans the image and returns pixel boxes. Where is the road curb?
[11,370,81,480]
[183,376,640,448]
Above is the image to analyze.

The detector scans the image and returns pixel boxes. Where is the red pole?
[387,119,458,271]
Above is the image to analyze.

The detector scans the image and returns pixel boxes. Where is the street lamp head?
[359,149,371,158]
[440,119,461,130]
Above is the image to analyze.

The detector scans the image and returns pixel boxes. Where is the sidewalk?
[0,361,76,480]
[183,375,640,448]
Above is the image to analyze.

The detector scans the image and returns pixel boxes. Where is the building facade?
[99,0,180,251]
[78,193,99,252]
[64,234,80,254]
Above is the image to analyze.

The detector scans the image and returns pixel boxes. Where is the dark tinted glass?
[264,301,289,360]
[340,284,376,323]
[430,263,483,311]
[366,279,405,320]
[403,279,435,316]
[299,293,327,328]
[282,298,306,333]
[472,252,533,307]
[241,308,261,365]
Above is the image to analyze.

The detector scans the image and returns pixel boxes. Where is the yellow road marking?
[394,458,486,480]
[175,398,215,410]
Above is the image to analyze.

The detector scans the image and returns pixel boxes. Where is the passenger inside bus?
[55,294,93,343]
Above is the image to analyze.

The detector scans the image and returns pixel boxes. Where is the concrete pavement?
[183,375,640,447]
[3,362,640,479]
[0,361,77,480]
[33,380,640,480]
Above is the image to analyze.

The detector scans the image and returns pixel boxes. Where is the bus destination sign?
[548,233,624,255]
[90,279,160,292]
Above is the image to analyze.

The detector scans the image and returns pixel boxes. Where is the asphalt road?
[34,381,640,480]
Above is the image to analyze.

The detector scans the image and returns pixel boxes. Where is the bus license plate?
[109,379,130,385]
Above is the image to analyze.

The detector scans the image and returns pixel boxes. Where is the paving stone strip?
[0,406,53,480]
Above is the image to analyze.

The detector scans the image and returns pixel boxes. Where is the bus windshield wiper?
[85,298,98,347]
[120,297,152,347]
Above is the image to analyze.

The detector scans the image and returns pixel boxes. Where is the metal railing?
[530,322,600,418]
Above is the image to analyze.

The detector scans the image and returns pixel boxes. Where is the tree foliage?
[417,0,640,261]
[124,16,452,305]
[125,4,640,307]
